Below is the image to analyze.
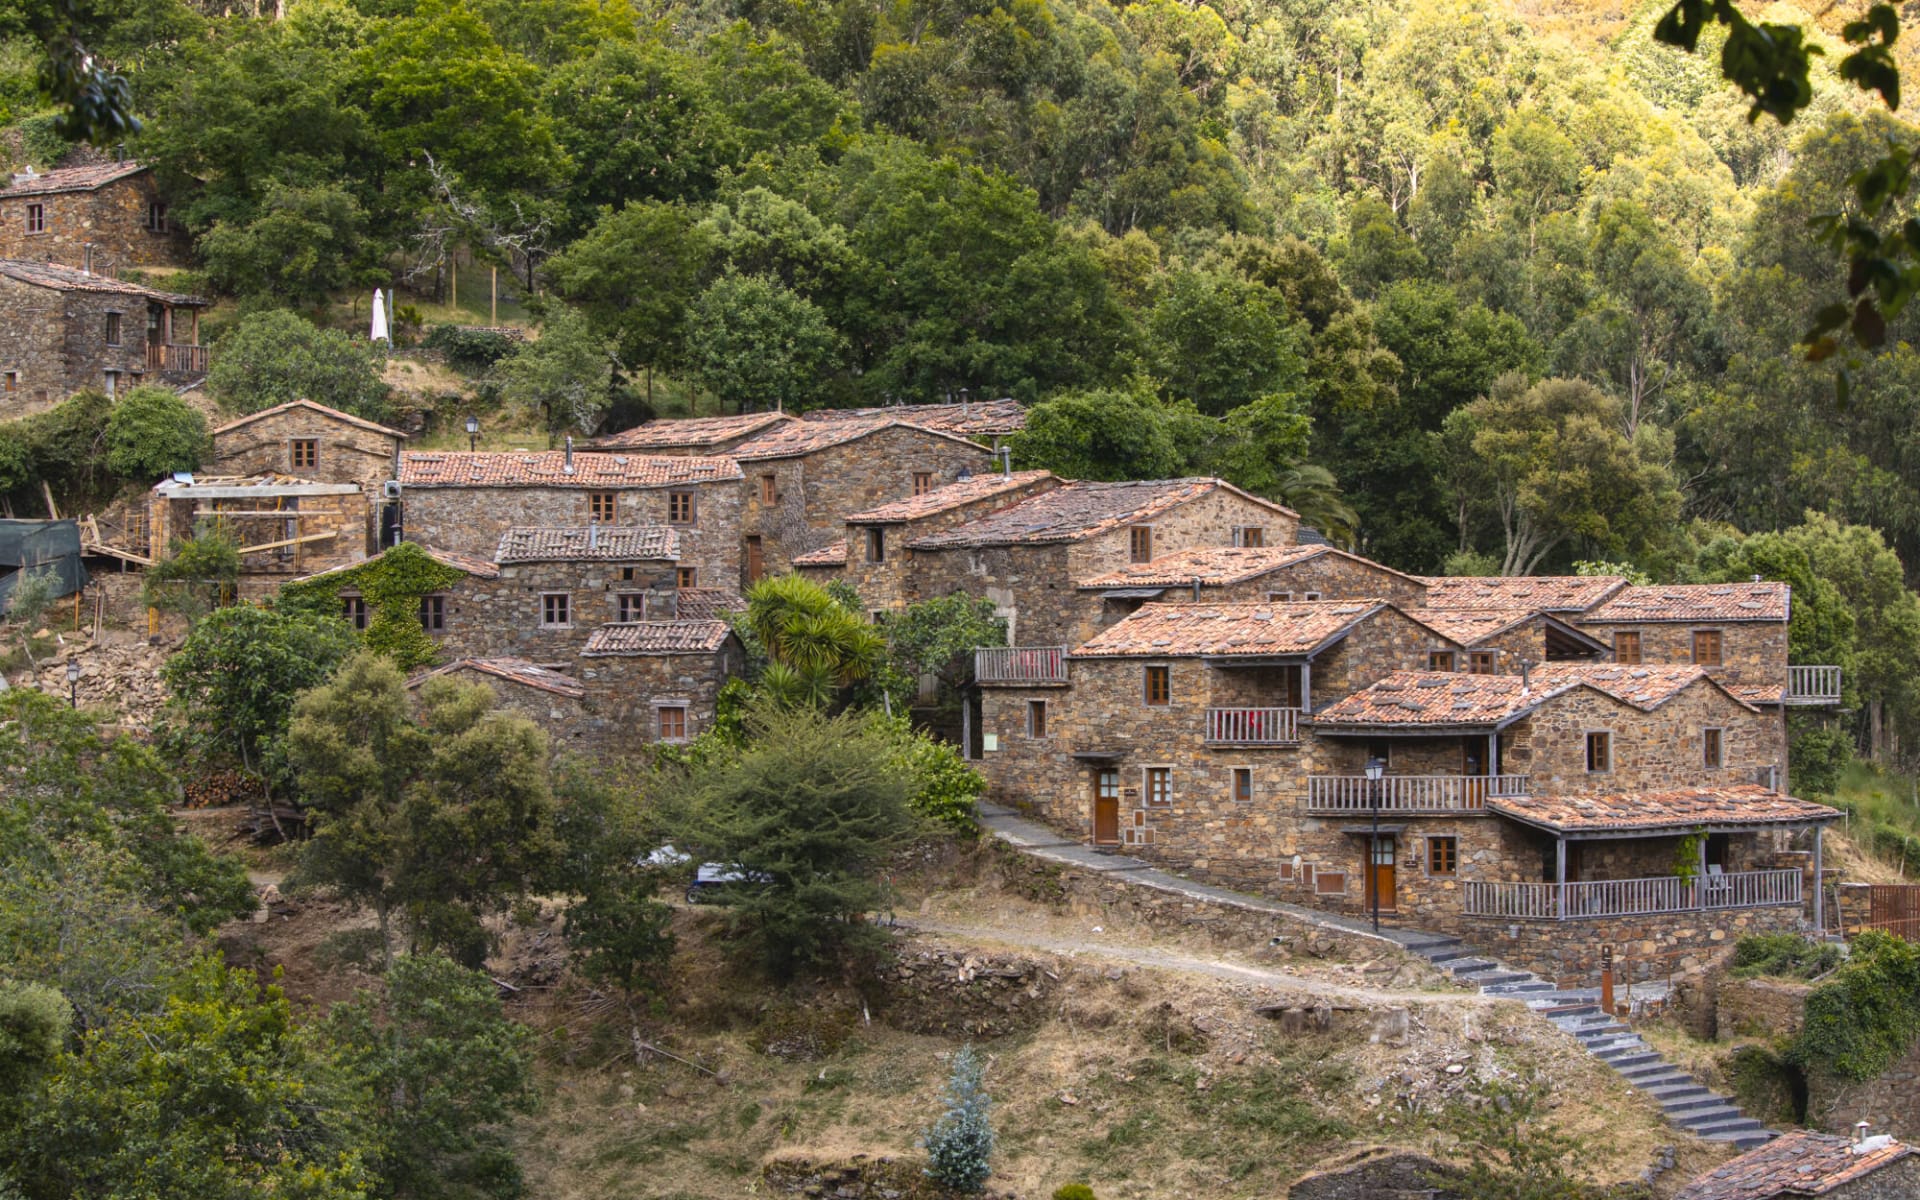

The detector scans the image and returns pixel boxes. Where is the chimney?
[1520,659,1532,694]
[1753,573,1763,584]
[587,522,598,550]
[1192,576,1202,601]
[563,436,574,474]
[997,446,1012,478]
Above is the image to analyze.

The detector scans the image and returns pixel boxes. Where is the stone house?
[397,449,743,590]
[208,400,405,552]
[576,620,745,753]
[801,397,1027,447]
[1576,581,1840,706]
[406,657,605,757]
[0,161,189,270]
[1076,544,1430,632]
[432,526,682,660]
[590,411,795,456]
[1406,607,1609,673]
[904,478,1302,649]
[836,470,1062,613]
[149,474,369,578]
[729,417,995,581]
[1673,1128,1917,1200]
[0,259,207,416]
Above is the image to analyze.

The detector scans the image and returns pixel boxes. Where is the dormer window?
[1129,525,1153,564]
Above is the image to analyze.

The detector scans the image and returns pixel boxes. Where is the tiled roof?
[211,398,405,440]
[792,540,848,568]
[674,587,746,620]
[590,412,793,450]
[398,451,741,488]
[581,620,734,656]
[1077,545,1421,591]
[909,479,1298,550]
[1406,608,1545,645]
[418,544,500,579]
[727,415,990,461]
[0,160,148,197]
[1069,601,1388,659]
[1674,1130,1912,1200]
[494,526,678,563]
[1311,672,1547,728]
[1731,682,1787,707]
[847,471,1056,524]
[1529,663,1754,712]
[1492,785,1841,835]
[408,657,584,700]
[1583,582,1790,623]
[802,398,1027,436]
[0,259,205,305]
[1419,575,1628,612]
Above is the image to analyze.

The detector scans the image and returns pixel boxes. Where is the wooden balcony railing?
[974,646,1068,684]
[1464,869,1802,921]
[147,343,208,376]
[1205,707,1302,745]
[1787,665,1842,706]
[1304,773,1528,814]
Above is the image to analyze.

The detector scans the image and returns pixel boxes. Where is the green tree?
[685,273,840,413]
[1010,387,1190,482]
[1146,271,1302,416]
[206,310,391,421]
[884,593,1007,709]
[490,305,612,442]
[549,765,676,998]
[102,385,208,481]
[141,524,242,624]
[546,200,712,389]
[198,182,374,305]
[922,1043,994,1192]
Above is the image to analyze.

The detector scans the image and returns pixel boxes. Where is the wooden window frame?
[1234,526,1265,548]
[616,592,647,622]
[656,704,689,743]
[540,592,571,628]
[866,527,886,563]
[1268,591,1293,602]
[1276,860,1295,882]
[1426,836,1459,877]
[1613,630,1642,665]
[1585,730,1612,774]
[589,491,617,523]
[417,594,446,633]
[667,491,697,524]
[676,566,697,589]
[1128,524,1153,564]
[1314,870,1348,896]
[1692,628,1724,667]
[912,471,934,496]
[1232,767,1253,803]
[103,311,122,347]
[289,439,319,471]
[1429,651,1456,672]
[1143,664,1171,706]
[760,474,777,504]
[3,371,16,393]
[1026,699,1048,739]
[341,593,368,630]
[24,204,43,234]
[1143,766,1173,808]
[147,202,169,233]
[1703,726,1725,770]
[1468,650,1497,675]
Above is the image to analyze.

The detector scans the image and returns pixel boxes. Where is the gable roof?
[1529,662,1758,712]
[408,657,584,700]
[1419,575,1629,612]
[792,539,848,568]
[0,161,149,198]
[1076,544,1421,591]
[211,398,406,441]
[727,415,991,461]
[908,479,1298,550]
[494,526,679,563]
[1311,671,1549,729]
[1492,785,1839,836]
[1674,1130,1912,1200]
[581,620,734,656]
[291,541,500,586]
[398,451,741,489]
[1069,600,1402,660]
[1409,608,1609,653]
[674,587,746,621]
[847,470,1056,525]
[802,398,1027,437]
[1583,582,1790,623]
[590,412,793,451]
[0,259,204,305]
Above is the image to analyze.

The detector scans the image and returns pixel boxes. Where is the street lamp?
[1364,755,1386,933]
[65,658,79,709]
[465,415,480,453]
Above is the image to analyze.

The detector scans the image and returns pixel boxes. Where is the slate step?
[1446,959,1500,976]
[1572,1023,1632,1040]
[1619,1062,1691,1084]
[1484,980,1557,996]
[1669,1102,1750,1124]
[1690,1117,1772,1140]
[1600,1051,1664,1072]
[1643,1081,1725,1103]
[1470,971,1535,987]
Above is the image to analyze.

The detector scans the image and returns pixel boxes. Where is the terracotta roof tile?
[1078,545,1421,591]
[674,587,745,620]
[0,160,148,197]
[1311,671,1546,728]
[417,544,500,579]
[1405,607,1545,645]
[408,657,584,700]
[398,451,741,488]
[1731,682,1787,707]
[1529,662,1752,711]
[802,398,1026,436]
[589,412,793,450]
[1674,1130,1912,1200]
[0,258,205,305]
[792,540,848,568]
[1070,600,1388,659]
[909,479,1297,550]
[1583,582,1790,623]
[728,415,989,461]
[1493,785,1840,835]
[211,398,405,440]
[581,620,734,656]
[848,471,1055,524]
[494,526,679,563]
[1419,575,1628,612]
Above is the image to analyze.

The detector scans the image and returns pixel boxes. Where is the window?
[1268,591,1293,603]
[1144,664,1170,706]
[3,372,15,393]
[1692,629,1724,666]
[1429,651,1456,672]
[1315,871,1348,896]
[289,439,318,470]
[746,534,764,582]
[1235,526,1265,548]
[1027,699,1048,738]
[24,204,43,233]
[913,471,934,496]
[617,592,646,621]
[1468,650,1497,675]
[104,312,122,346]
[1276,860,1295,881]
[589,491,617,523]
[1427,836,1458,877]
[541,592,571,627]
[1144,767,1172,807]
[1703,727,1724,769]
[1614,631,1642,665]
[1232,768,1253,803]
[1129,525,1153,564]
[1302,591,1322,601]
[147,202,168,233]
[417,595,445,632]
[1585,731,1612,773]
[866,527,886,563]
[102,370,119,397]
[657,706,687,741]
[676,566,697,589]
[342,595,368,630]
[668,491,696,524]
[760,474,777,504]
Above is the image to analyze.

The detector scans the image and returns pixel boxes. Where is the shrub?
[1729,933,1843,980]
[923,1044,994,1193]
[1794,930,1920,1081]
[424,324,517,373]
[1789,725,1854,796]
[207,309,390,421]
[104,385,208,481]
[1052,1186,1096,1200]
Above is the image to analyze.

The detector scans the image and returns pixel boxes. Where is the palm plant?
[742,576,885,706]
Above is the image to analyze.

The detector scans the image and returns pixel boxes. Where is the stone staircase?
[1406,935,1774,1151]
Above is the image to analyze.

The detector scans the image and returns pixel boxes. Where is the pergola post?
[1813,824,1825,935]
[1556,837,1566,921]
[1698,833,1710,910]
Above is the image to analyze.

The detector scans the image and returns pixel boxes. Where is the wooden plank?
[235,530,337,555]
[191,509,328,518]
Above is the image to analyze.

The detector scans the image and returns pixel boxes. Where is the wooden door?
[1462,738,1488,806]
[1365,835,1396,911]
[1093,769,1120,845]
[745,535,764,582]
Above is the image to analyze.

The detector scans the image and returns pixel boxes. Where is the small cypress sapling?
[923,1044,994,1193]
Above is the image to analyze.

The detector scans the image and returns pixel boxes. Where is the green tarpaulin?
[0,519,89,609]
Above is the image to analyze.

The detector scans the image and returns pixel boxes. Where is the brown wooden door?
[1365,836,1397,911]
[745,536,764,582]
[1093,769,1120,845]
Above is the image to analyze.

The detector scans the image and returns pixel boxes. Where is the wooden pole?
[450,254,457,314]
[490,266,497,326]
[1600,944,1615,1016]
[1555,837,1566,920]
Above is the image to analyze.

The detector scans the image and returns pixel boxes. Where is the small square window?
[1429,651,1456,672]
[760,474,776,504]
[1027,699,1048,738]
[1302,591,1321,601]
[1703,727,1724,769]
[25,204,43,234]
[1468,651,1496,675]
[1276,860,1295,881]
[1614,631,1642,665]
[912,471,934,496]
[657,705,687,741]
[617,592,646,621]
[589,491,617,523]
[102,370,119,398]
[1315,871,1348,896]
[1129,525,1153,564]
[104,312,122,347]
[676,566,697,589]
[3,371,15,393]
[289,439,318,470]
[147,202,168,233]
[1234,526,1265,548]
[1427,836,1458,876]
[1232,767,1252,803]
[1144,767,1172,807]
[620,566,636,582]
[1586,731,1612,774]
[417,594,445,632]
[1692,629,1724,666]
[668,491,696,524]
[342,595,368,630]
[1268,592,1293,603]
[866,527,886,563]
[1144,664,1170,706]
[541,592,571,627]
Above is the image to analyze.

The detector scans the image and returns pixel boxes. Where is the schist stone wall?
[0,279,172,415]
[1480,902,1808,986]
[1208,555,1427,606]
[0,172,189,268]
[434,560,679,659]
[574,641,744,751]
[1520,683,1782,794]
[402,479,743,589]
[1574,618,1789,689]
[842,477,1063,613]
[211,410,401,501]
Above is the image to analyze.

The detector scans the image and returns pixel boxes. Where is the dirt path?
[902,916,1503,1007]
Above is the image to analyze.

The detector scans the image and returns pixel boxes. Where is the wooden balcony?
[147,343,208,377]
[1464,869,1802,920]
[974,646,1068,685]
[1304,773,1528,814]
[1787,665,1842,706]
[1205,707,1302,745]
